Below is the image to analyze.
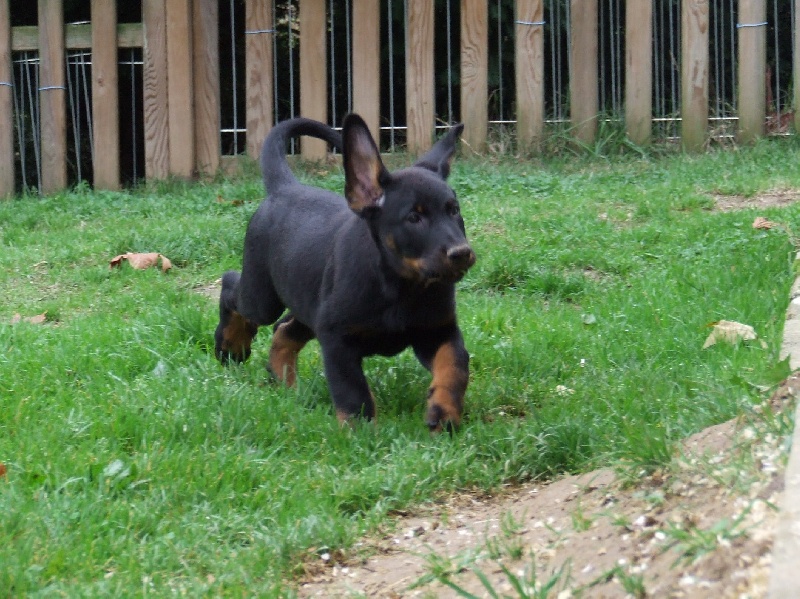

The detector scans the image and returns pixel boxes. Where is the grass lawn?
[2,137,800,595]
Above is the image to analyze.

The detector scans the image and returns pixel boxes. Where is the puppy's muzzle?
[447,244,476,268]
[444,244,476,280]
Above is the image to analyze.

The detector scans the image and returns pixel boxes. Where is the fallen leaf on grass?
[0,463,6,478]
[110,252,172,273]
[703,320,758,349]
[10,312,47,325]
[753,216,778,230]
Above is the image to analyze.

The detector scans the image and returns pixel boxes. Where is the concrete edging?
[769,276,800,597]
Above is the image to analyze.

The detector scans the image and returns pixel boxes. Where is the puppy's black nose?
[446,244,476,268]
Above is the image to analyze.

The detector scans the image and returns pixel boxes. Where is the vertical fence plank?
[625,0,652,145]
[91,0,119,190]
[406,0,434,153]
[38,0,67,193]
[461,0,487,152]
[352,0,380,140]
[681,0,709,151]
[0,0,13,197]
[166,0,194,177]
[300,0,327,160]
[737,0,766,143]
[245,0,273,159]
[143,0,170,179]
[570,0,598,144]
[794,0,799,133]
[194,0,220,174]
[515,0,545,152]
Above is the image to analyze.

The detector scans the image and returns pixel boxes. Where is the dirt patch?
[193,279,222,302]
[296,376,800,598]
[712,190,800,213]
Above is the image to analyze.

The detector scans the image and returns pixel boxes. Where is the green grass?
[2,138,800,594]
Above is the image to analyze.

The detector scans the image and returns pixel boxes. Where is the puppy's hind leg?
[268,314,315,386]
[214,271,259,364]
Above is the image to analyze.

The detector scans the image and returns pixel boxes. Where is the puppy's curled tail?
[260,118,344,194]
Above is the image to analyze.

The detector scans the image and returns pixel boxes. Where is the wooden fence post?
[352,0,380,141]
[406,0,435,153]
[625,0,652,145]
[38,0,67,193]
[461,0,487,153]
[794,0,799,133]
[681,0,709,152]
[91,0,120,190]
[245,0,273,160]
[194,0,220,174]
[143,0,170,179]
[0,0,13,197]
[737,0,766,144]
[570,0,598,145]
[300,0,327,160]
[515,0,545,152]
[166,0,194,177]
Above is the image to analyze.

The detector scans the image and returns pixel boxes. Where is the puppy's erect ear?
[343,114,390,213]
[414,123,464,180]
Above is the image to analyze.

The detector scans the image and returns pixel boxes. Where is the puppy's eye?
[446,202,460,216]
[407,212,422,224]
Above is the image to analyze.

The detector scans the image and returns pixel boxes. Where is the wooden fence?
[1,0,799,198]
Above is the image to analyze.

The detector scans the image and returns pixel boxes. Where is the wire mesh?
[5,0,798,193]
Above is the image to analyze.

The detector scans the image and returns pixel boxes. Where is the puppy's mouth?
[402,248,476,284]
[427,266,472,284]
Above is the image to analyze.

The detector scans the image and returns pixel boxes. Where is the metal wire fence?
[6,0,798,193]
[196,0,797,150]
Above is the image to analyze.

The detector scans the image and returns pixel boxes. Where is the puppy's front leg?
[319,339,376,423]
[413,325,469,432]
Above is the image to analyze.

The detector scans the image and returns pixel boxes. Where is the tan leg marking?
[221,311,257,359]
[427,342,468,431]
[268,319,309,387]
[335,391,377,426]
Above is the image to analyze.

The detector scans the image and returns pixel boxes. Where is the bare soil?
[296,376,798,598]
[712,190,800,213]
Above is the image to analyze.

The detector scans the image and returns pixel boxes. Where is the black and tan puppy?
[214,114,475,431]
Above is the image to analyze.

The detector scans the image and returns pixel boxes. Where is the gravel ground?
[297,375,798,598]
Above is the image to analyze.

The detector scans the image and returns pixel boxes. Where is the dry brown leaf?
[10,312,47,325]
[753,216,777,230]
[127,252,160,270]
[110,252,172,273]
[0,463,6,478]
[703,320,758,349]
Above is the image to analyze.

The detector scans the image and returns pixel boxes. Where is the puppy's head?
[342,114,476,284]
